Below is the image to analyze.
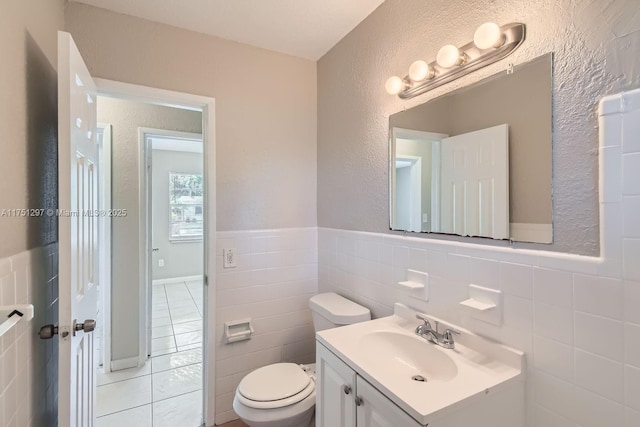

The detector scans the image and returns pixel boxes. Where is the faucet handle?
[442,328,460,341]
[415,314,431,326]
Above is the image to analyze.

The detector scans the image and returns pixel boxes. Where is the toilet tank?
[309,293,371,332]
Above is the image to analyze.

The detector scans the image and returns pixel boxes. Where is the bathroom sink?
[358,331,457,382]
[316,303,524,425]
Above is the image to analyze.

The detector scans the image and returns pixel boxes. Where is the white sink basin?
[316,303,524,425]
[358,331,458,382]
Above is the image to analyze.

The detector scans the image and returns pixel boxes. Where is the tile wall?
[0,243,59,427]
[317,88,640,427]
[214,228,318,423]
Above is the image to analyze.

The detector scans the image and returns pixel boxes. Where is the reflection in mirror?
[389,53,552,243]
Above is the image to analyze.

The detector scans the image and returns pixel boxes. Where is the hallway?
[96,280,203,427]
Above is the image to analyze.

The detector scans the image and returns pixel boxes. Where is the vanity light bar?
[386,22,526,99]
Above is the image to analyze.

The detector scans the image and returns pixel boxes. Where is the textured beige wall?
[0,0,65,258]
[97,96,202,360]
[65,2,317,232]
[318,0,640,256]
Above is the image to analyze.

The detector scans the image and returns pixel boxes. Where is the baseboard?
[152,275,203,286]
[509,223,553,243]
[110,356,140,371]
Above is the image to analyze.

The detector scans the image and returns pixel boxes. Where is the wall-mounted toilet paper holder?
[224,318,254,343]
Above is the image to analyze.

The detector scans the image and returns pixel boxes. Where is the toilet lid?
[238,363,311,402]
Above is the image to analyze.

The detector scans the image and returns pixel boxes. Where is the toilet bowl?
[233,363,317,427]
[232,293,370,427]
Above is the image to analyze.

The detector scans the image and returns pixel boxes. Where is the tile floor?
[96,280,204,427]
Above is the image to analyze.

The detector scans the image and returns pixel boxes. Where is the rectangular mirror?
[389,53,553,244]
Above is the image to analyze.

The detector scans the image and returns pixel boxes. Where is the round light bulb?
[385,76,405,95]
[436,44,464,68]
[409,60,434,82]
[473,22,504,50]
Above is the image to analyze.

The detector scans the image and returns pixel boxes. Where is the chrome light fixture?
[385,22,525,99]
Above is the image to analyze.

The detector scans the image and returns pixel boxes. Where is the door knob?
[73,319,96,336]
[354,396,364,406]
[342,385,351,395]
[39,324,70,339]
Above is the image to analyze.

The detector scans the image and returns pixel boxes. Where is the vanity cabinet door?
[355,376,423,427]
[316,343,357,427]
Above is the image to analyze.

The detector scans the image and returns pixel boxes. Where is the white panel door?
[58,30,99,427]
[316,343,357,427]
[440,124,509,239]
[355,377,421,427]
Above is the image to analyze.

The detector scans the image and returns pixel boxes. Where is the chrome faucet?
[415,314,460,349]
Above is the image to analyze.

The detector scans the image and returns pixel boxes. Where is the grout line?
[150,387,203,405]
[97,402,152,419]
[97,371,152,387]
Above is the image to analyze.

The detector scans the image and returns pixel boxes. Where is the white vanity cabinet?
[316,342,357,427]
[317,343,421,427]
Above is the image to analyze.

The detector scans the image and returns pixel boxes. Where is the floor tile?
[171,312,201,324]
[152,308,170,319]
[152,336,176,352]
[187,282,202,296]
[152,316,172,327]
[172,320,202,335]
[96,404,152,427]
[152,363,202,401]
[175,331,202,347]
[178,343,202,352]
[152,390,202,427]
[152,348,202,373]
[98,364,151,386]
[168,299,197,309]
[97,376,152,417]
[170,306,200,316]
[152,325,174,339]
[151,347,177,357]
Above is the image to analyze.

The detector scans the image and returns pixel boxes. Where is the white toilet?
[232,292,371,427]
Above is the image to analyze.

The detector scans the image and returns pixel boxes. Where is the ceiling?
[70,0,386,60]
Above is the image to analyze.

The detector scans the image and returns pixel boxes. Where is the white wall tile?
[625,365,640,411]
[499,262,533,299]
[574,312,623,361]
[503,295,533,333]
[214,227,318,421]
[624,197,640,238]
[622,109,640,153]
[0,245,56,427]
[626,407,640,427]
[575,349,624,402]
[470,257,500,288]
[533,267,573,308]
[623,153,640,196]
[534,302,573,345]
[532,405,574,427]
[624,281,640,324]
[573,386,624,427]
[625,322,640,368]
[624,239,640,281]
[574,274,623,319]
[533,335,574,382]
[533,371,575,421]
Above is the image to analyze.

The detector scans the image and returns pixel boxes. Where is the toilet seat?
[236,363,316,410]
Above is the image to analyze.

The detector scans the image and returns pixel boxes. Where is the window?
[169,173,203,241]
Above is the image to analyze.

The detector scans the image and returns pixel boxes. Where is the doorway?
[92,94,212,427]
